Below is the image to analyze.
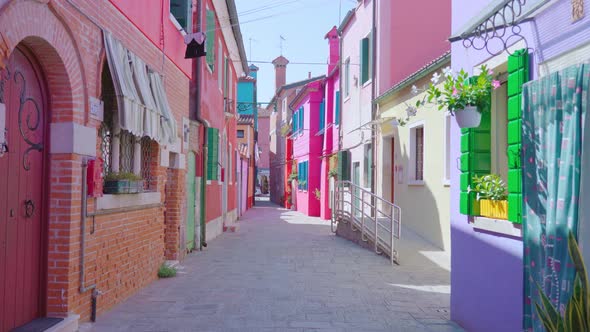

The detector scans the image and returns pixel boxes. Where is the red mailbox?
[87,158,104,197]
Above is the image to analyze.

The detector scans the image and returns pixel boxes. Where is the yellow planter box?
[479,199,508,220]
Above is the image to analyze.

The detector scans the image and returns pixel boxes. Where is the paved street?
[83,201,463,332]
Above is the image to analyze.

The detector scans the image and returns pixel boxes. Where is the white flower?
[431,72,441,84]
[406,105,417,117]
[411,85,419,95]
[390,118,400,127]
[442,66,453,77]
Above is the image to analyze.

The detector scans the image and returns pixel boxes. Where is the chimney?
[272,55,289,91]
[248,64,259,80]
[325,26,339,73]
[308,72,311,79]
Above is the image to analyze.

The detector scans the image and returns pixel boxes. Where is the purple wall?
[450,1,590,331]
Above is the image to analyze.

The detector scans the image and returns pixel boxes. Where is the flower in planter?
[419,64,500,114]
[470,174,507,201]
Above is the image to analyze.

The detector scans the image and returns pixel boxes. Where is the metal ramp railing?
[331,180,402,264]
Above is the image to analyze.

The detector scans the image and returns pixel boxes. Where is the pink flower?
[492,80,501,89]
[452,88,459,96]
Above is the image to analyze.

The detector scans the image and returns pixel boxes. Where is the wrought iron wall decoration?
[572,0,584,21]
[456,0,532,56]
[14,71,44,171]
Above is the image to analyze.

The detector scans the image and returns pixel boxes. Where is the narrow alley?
[82,201,462,332]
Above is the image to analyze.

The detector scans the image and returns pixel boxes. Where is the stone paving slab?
[81,200,463,332]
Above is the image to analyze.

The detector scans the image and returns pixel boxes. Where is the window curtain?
[522,62,589,330]
[104,31,144,137]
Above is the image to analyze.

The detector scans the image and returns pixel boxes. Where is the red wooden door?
[0,48,47,331]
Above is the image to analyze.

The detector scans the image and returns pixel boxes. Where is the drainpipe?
[192,0,208,249]
[80,159,100,322]
[370,0,377,199]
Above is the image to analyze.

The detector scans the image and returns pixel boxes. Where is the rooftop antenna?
[280,35,286,55]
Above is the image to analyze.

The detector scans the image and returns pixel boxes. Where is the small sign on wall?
[89,97,104,121]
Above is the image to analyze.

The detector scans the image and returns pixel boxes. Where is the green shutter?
[459,77,492,216]
[337,150,351,181]
[335,91,341,125]
[207,128,219,180]
[299,107,304,134]
[206,10,215,71]
[304,161,309,190]
[224,57,229,98]
[319,100,325,132]
[360,38,370,84]
[506,49,529,223]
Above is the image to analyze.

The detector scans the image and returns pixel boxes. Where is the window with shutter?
[360,36,370,84]
[344,59,350,97]
[205,9,215,71]
[292,109,298,134]
[318,100,325,133]
[335,91,341,125]
[337,150,351,181]
[506,49,529,223]
[207,127,219,180]
[170,0,192,32]
[299,106,304,134]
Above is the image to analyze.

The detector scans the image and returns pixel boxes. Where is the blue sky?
[234,0,356,103]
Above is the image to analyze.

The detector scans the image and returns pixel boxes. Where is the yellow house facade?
[375,55,451,251]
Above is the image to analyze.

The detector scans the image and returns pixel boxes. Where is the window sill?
[407,180,425,186]
[96,191,161,211]
[343,96,351,103]
[443,179,451,187]
[362,79,372,88]
[472,216,522,238]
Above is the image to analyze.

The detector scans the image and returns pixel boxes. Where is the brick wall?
[0,0,191,323]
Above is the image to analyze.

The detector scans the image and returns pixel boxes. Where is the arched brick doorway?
[0,45,49,331]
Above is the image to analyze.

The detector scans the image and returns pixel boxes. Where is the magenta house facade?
[291,79,325,217]
[320,26,341,220]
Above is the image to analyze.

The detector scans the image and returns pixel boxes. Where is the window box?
[479,199,508,220]
[104,179,144,195]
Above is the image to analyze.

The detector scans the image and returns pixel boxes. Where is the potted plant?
[471,174,508,219]
[410,65,501,128]
[314,188,321,201]
[104,172,144,194]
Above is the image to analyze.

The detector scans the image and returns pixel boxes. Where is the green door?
[186,152,196,251]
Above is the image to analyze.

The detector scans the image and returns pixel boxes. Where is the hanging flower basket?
[455,106,482,128]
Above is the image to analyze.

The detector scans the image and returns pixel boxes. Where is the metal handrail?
[331,180,402,264]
